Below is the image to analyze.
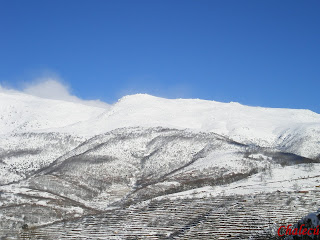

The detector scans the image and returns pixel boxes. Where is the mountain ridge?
[1,92,319,159]
[1,91,320,239]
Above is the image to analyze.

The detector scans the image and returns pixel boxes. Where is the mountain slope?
[2,92,320,159]
[0,92,106,135]
[0,92,320,239]
[1,127,319,237]
[41,94,320,159]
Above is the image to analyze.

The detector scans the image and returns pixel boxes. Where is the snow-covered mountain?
[69,94,320,159]
[1,92,320,158]
[0,91,320,239]
[0,92,106,135]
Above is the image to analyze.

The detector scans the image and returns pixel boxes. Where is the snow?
[60,94,319,138]
[0,91,106,135]
[51,94,320,158]
[0,91,320,237]
[153,163,320,201]
[1,92,319,140]
[248,153,272,160]
[213,163,320,195]
[1,92,320,159]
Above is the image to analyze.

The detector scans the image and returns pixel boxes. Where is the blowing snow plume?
[0,78,110,109]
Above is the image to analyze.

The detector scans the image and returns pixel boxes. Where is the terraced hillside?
[0,127,316,239]
[18,190,320,239]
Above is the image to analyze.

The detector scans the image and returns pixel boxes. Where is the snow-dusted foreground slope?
[0,91,320,239]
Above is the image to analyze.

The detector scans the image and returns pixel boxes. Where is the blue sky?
[0,0,319,112]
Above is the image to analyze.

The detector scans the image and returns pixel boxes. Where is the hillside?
[0,92,319,239]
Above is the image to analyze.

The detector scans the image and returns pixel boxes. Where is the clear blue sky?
[0,0,319,112]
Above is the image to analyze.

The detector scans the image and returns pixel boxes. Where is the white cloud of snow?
[0,78,110,109]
